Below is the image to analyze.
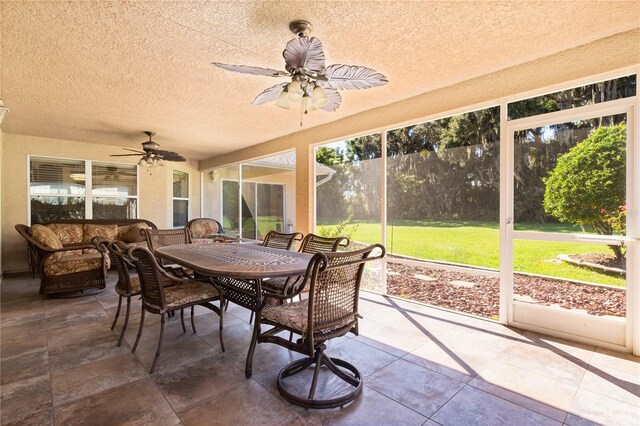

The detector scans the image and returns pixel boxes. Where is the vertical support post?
[499,100,511,325]
[380,131,388,295]
[85,160,93,219]
[238,163,243,238]
[628,98,639,355]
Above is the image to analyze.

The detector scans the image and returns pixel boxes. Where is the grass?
[319,219,625,287]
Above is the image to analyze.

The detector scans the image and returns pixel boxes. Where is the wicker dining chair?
[261,230,303,250]
[247,243,385,408]
[262,233,350,297]
[94,239,141,346]
[127,246,225,373]
[143,228,192,268]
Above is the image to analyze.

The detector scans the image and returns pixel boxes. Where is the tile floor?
[1,272,639,426]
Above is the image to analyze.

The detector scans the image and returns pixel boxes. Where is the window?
[92,162,138,219]
[29,157,138,224]
[173,170,189,227]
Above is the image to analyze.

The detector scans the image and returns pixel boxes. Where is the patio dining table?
[154,243,314,377]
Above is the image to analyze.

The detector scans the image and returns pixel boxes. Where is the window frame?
[172,169,190,228]
[27,155,140,224]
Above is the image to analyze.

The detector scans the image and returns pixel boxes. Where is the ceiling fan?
[213,20,388,119]
[111,131,186,167]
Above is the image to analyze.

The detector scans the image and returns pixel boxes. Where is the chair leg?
[132,306,145,353]
[249,311,254,324]
[150,313,166,374]
[190,305,196,334]
[308,351,323,400]
[218,297,225,352]
[117,296,131,347]
[245,316,261,378]
[180,308,186,333]
[111,295,122,330]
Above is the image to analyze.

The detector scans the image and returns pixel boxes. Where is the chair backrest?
[261,231,303,250]
[128,246,168,313]
[298,233,350,254]
[95,239,136,294]
[186,218,223,239]
[143,228,191,252]
[305,244,385,344]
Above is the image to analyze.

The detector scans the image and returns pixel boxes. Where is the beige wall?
[1,133,201,273]
[200,29,640,235]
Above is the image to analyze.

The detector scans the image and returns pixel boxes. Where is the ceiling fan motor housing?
[142,141,159,152]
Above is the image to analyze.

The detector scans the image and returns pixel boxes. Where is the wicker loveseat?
[15,219,157,294]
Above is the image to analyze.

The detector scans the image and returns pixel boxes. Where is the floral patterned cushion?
[118,223,150,243]
[82,224,119,243]
[43,251,110,276]
[191,238,217,244]
[188,219,221,238]
[46,224,83,244]
[163,282,219,309]
[29,224,63,250]
[262,300,309,333]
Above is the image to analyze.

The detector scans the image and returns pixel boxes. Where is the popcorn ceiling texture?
[1,1,638,160]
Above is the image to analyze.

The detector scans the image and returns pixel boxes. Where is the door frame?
[501,97,638,352]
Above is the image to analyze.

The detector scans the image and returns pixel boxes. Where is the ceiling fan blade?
[252,83,288,106]
[212,63,289,77]
[122,148,145,154]
[320,88,342,112]
[156,150,186,162]
[110,154,144,157]
[321,64,389,90]
[283,36,325,73]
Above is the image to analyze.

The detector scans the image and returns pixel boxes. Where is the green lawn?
[320,220,625,287]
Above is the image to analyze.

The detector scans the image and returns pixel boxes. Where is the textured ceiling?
[1,1,639,160]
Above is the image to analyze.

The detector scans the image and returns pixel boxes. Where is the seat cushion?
[262,300,309,333]
[44,251,110,276]
[262,277,289,292]
[164,282,219,309]
[115,275,141,296]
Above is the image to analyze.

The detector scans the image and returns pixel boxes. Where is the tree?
[543,124,626,260]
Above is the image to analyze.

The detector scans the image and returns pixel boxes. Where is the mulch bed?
[386,263,626,319]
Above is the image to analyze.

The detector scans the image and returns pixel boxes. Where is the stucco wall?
[199,29,640,235]
[1,133,201,273]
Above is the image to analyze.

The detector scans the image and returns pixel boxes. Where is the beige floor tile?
[565,388,640,426]
[133,332,219,374]
[580,365,640,407]
[590,347,640,376]
[404,340,493,383]
[469,360,578,421]
[431,386,561,426]
[0,406,53,426]
[153,352,246,412]
[55,378,181,426]
[300,386,427,426]
[325,338,398,378]
[178,380,298,426]
[0,350,49,386]
[497,339,587,385]
[366,358,464,417]
[50,353,148,405]
[0,374,51,423]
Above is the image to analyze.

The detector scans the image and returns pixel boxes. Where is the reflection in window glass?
[173,170,189,198]
[30,157,86,196]
[508,75,636,120]
[173,200,189,228]
[93,163,137,196]
[93,197,137,220]
[222,180,239,233]
[30,196,86,223]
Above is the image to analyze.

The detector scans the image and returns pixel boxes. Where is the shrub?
[317,215,359,240]
[543,124,626,260]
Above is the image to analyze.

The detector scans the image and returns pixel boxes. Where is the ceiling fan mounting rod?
[289,20,312,37]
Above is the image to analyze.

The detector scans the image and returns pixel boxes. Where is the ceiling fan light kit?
[213,20,388,123]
